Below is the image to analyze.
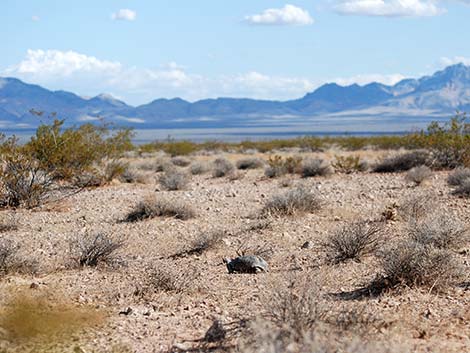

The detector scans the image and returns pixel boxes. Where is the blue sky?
[2,0,470,105]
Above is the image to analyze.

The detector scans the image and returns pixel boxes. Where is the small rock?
[119,307,133,316]
[301,241,312,249]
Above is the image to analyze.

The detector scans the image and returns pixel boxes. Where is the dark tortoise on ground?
[223,255,269,274]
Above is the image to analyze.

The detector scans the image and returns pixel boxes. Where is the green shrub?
[332,155,367,173]
[24,118,133,180]
[265,155,302,178]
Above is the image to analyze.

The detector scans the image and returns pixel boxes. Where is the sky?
[2,0,470,105]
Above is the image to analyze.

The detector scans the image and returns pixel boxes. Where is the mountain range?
[1,63,470,131]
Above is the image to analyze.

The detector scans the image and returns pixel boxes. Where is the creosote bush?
[0,147,55,209]
[261,186,322,216]
[323,221,382,264]
[373,150,431,173]
[264,155,301,178]
[300,158,333,178]
[159,169,190,191]
[124,198,195,222]
[332,155,368,173]
[24,117,133,181]
[70,233,124,267]
[212,157,234,178]
[405,165,433,185]
[236,157,264,170]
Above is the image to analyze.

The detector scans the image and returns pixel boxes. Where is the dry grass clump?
[323,221,382,264]
[236,157,264,170]
[124,198,196,222]
[379,240,463,291]
[447,167,470,186]
[171,230,226,258]
[372,150,430,173]
[100,159,128,183]
[300,158,333,178]
[171,156,191,167]
[405,165,433,185]
[159,169,190,191]
[261,186,322,217]
[190,161,210,175]
[408,213,468,250]
[212,157,235,178]
[154,158,172,172]
[69,233,124,267]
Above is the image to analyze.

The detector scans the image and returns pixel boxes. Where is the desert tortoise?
[223,255,269,274]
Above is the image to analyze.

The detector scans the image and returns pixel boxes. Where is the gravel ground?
[1,151,470,352]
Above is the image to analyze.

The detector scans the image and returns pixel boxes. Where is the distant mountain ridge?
[1,64,470,130]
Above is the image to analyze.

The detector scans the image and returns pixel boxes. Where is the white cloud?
[31,15,40,22]
[6,49,122,77]
[439,56,470,66]
[245,4,314,25]
[111,9,137,21]
[334,73,406,86]
[335,0,444,17]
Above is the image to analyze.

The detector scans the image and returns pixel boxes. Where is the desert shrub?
[267,277,327,342]
[0,214,17,233]
[372,150,431,173]
[146,263,197,293]
[24,118,133,180]
[453,179,470,196]
[171,156,191,167]
[124,198,195,222]
[379,240,462,290]
[0,238,19,275]
[264,155,302,178]
[261,186,322,216]
[398,194,436,222]
[447,167,470,186]
[405,165,432,185]
[236,157,264,170]
[408,214,468,250]
[190,230,225,254]
[159,169,189,191]
[300,158,333,178]
[69,233,124,267]
[100,159,128,183]
[0,148,54,209]
[0,238,36,275]
[190,161,210,175]
[119,168,148,184]
[332,155,368,173]
[212,157,234,178]
[323,221,382,264]
[414,113,470,169]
